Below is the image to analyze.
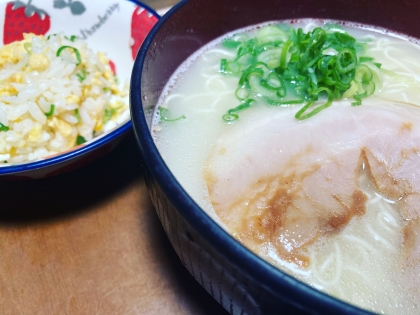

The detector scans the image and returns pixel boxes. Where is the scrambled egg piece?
[27,124,42,142]
[28,53,50,72]
[66,95,80,104]
[0,33,37,66]
[48,117,72,137]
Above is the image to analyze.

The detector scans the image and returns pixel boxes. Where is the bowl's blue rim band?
[0,0,159,176]
[130,2,375,314]
[127,0,160,18]
[0,120,132,175]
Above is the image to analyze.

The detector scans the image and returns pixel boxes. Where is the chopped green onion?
[358,81,375,96]
[342,80,358,98]
[222,39,243,49]
[228,99,255,114]
[352,94,362,106]
[245,69,287,102]
[222,99,255,122]
[76,135,86,145]
[220,59,241,75]
[56,46,82,66]
[74,108,82,123]
[280,40,293,71]
[257,47,283,69]
[222,113,239,123]
[64,35,78,42]
[265,98,304,106]
[47,34,57,40]
[159,107,186,122]
[359,56,374,62]
[0,123,9,132]
[103,87,110,92]
[235,87,249,100]
[45,104,55,117]
[295,87,333,120]
[220,59,227,72]
[23,42,32,54]
[219,24,382,121]
[355,64,372,83]
[264,72,283,89]
[276,88,286,98]
[103,107,116,123]
[336,48,357,73]
[76,68,87,82]
[257,25,287,43]
[334,32,356,47]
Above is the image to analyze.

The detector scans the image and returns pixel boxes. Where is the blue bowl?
[130,0,420,313]
[0,0,159,179]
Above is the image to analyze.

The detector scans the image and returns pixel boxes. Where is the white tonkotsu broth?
[152,20,420,314]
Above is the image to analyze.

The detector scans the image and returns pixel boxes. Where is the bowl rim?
[0,0,159,176]
[130,1,376,314]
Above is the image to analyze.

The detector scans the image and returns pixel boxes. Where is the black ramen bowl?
[130,0,420,313]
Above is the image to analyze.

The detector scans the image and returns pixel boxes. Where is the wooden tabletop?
[0,1,229,314]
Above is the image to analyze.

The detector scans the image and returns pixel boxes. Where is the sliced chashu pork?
[204,99,420,266]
